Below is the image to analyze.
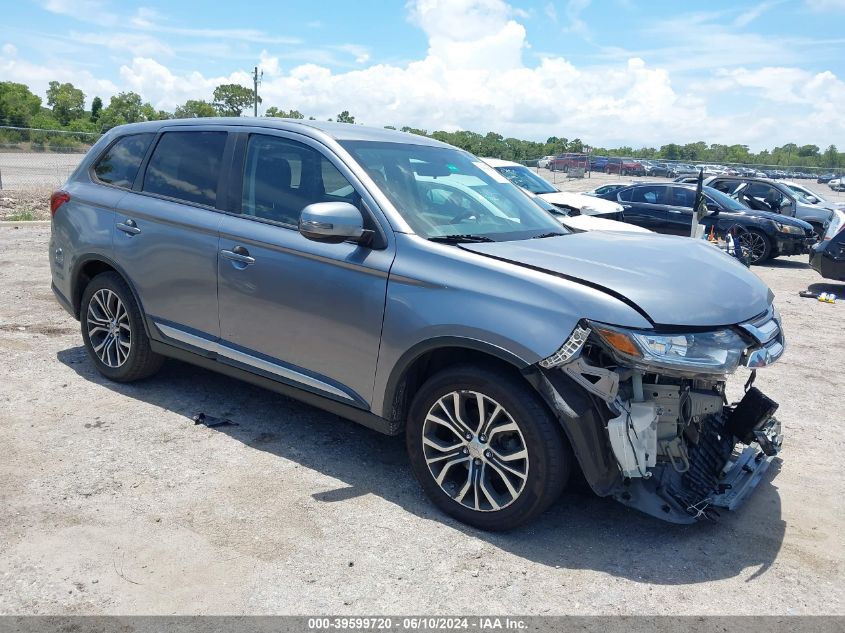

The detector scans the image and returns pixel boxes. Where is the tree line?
[0,80,841,169]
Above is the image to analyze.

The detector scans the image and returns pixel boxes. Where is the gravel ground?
[0,223,843,616]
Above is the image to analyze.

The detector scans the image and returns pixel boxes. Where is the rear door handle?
[116,219,141,235]
[220,246,255,266]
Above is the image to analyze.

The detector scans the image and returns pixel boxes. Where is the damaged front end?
[528,306,785,524]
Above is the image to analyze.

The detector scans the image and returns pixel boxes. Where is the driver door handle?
[220,246,255,266]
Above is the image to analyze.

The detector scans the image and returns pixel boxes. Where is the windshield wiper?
[531,231,568,239]
[429,234,495,244]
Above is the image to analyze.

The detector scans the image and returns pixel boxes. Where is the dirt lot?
[0,223,843,616]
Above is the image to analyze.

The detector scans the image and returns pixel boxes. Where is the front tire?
[406,366,571,531]
[80,272,164,382]
[738,228,772,265]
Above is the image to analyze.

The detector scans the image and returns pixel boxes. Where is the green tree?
[265,107,304,119]
[336,110,356,124]
[797,144,819,158]
[98,92,156,131]
[212,84,259,116]
[90,96,103,123]
[823,145,839,168]
[46,81,85,126]
[0,81,41,127]
[174,99,216,118]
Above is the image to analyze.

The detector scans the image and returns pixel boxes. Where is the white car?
[781,180,845,211]
[830,177,844,192]
[481,158,627,218]
[537,155,555,169]
[416,165,649,235]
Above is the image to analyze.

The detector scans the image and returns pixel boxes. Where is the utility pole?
[253,66,263,117]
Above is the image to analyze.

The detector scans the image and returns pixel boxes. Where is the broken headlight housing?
[589,322,746,376]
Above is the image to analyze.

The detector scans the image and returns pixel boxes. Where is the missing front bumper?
[613,407,783,524]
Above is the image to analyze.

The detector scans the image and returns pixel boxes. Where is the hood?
[461,232,772,328]
[559,214,651,234]
[721,208,813,230]
[538,191,623,216]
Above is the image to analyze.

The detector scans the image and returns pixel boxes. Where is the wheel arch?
[382,338,530,429]
[71,255,151,336]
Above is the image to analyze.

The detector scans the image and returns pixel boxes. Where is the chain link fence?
[0,126,98,192]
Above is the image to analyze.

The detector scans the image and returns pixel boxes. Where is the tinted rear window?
[142,131,227,206]
[92,133,154,188]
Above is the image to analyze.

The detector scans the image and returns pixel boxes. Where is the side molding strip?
[155,322,354,402]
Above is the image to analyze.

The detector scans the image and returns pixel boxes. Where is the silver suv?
[50,119,784,529]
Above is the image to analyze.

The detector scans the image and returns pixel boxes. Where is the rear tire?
[80,272,164,382]
[406,365,571,531]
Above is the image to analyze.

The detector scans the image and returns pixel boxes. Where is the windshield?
[703,186,748,211]
[785,183,822,203]
[492,165,558,195]
[341,141,564,240]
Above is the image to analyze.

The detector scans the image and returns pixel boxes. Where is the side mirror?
[780,199,795,216]
[706,202,721,214]
[299,202,366,244]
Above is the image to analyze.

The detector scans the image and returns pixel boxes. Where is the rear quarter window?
[92,133,154,188]
[142,131,228,207]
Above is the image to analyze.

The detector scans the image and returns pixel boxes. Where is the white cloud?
[11,0,845,150]
[563,0,592,37]
[2,43,17,57]
[734,0,785,27]
[805,0,845,10]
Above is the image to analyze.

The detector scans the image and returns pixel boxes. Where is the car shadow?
[764,258,809,269]
[57,346,786,585]
[808,281,845,294]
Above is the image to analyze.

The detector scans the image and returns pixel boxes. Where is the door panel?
[216,131,394,407]
[621,185,671,231]
[217,217,393,406]
[113,192,223,337]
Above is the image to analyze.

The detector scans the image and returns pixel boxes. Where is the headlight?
[775,222,805,235]
[590,322,746,375]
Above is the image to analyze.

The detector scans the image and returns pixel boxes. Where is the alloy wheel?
[86,288,131,368]
[738,231,767,263]
[421,391,529,512]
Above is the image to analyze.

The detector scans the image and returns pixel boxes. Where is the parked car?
[524,190,652,235]
[641,160,673,177]
[809,209,845,281]
[830,177,845,192]
[584,182,629,197]
[482,158,625,219]
[780,180,845,211]
[705,176,835,240]
[673,175,700,184]
[537,155,555,169]
[605,157,645,176]
[668,164,699,177]
[589,155,609,172]
[817,172,842,184]
[597,182,815,264]
[548,152,589,173]
[50,118,785,528]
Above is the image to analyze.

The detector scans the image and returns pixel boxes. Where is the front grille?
[740,307,785,368]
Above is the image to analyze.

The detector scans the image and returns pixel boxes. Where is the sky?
[1,0,845,150]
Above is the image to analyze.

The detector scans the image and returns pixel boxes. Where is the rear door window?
[92,133,154,188]
[142,131,228,207]
[631,185,668,204]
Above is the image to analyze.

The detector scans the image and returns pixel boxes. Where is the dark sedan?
[597,182,815,264]
[810,213,845,281]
